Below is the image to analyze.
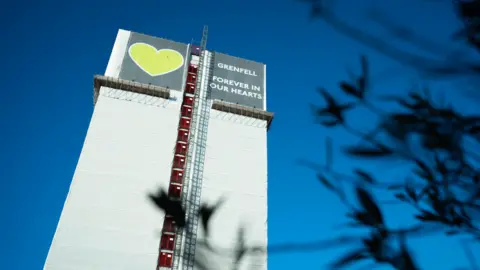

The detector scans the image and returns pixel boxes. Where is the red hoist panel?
[173,156,185,169]
[185,84,195,94]
[181,105,193,118]
[175,141,188,156]
[179,118,191,129]
[188,64,198,74]
[177,129,189,142]
[161,234,175,250]
[159,252,173,267]
[169,184,182,198]
[158,47,200,270]
[186,73,197,84]
[163,216,176,233]
[183,96,194,107]
[170,169,184,184]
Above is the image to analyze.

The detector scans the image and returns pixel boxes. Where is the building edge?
[104,29,131,78]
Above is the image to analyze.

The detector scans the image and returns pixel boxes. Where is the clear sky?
[2,0,479,269]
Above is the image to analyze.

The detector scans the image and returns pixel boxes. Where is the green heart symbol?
[128,43,184,76]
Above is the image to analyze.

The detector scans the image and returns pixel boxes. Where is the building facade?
[44,28,272,270]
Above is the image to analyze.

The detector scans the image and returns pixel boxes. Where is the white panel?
[195,111,268,270]
[105,29,131,77]
[191,55,199,65]
[44,89,180,269]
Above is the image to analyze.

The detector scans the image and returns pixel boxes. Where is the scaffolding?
[93,75,171,105]
[172,25,212,270]
[211,101,274,130]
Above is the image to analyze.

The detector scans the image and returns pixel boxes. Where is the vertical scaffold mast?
[172,25,211,270]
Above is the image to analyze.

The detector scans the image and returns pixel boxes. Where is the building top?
[102,29,269,112]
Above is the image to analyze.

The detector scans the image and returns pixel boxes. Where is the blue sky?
[2,0,479,269]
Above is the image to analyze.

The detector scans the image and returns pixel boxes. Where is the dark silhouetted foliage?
[149,188,186,228]
[308,53,480,269]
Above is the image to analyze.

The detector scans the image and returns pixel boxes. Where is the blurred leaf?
[362,231,388,260]
[391,113,420,126]
[434,155,449,177]
[413,160,435,182]
[395,193,408,201]
[356,186,384,226]
[340,81,363,99]
[399,241,420,270]
[330,249,368,269]
[359,55,368,91]
[457,0,480,21]
[344,145,393,158]
[387,184,405,190]
[314,88,356,125]
[408,92,424,102]
[405,184,417,202]
[320,120,341,127]
[148,188,186,227]
[467,125,480,134]
[199,197,226,238]
[317,87,336,106]
[462,116,480,127]
[416,210,442,222]
[317,174,336,191]
[354,169,376,184]
[234,226,247,265]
